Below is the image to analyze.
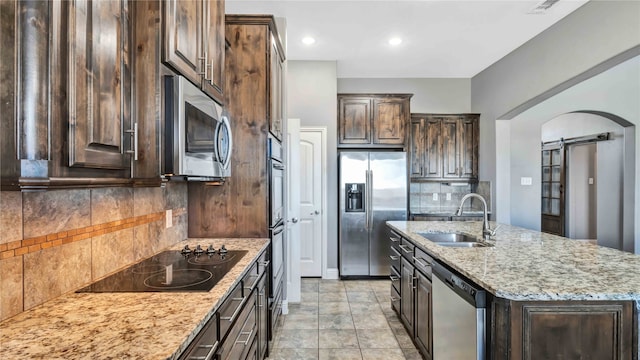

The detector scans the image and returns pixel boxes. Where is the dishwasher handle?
[432,260,486,308]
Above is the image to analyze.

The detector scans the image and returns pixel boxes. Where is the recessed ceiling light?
[302,36,316,45]
[389,37,402,46]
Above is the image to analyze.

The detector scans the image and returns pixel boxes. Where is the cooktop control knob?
[219,245,228,254]
[181,245,192,254]
[194,244,204,255]
[206,245,216,255]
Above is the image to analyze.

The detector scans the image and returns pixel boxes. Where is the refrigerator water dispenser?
[346,183,365,212]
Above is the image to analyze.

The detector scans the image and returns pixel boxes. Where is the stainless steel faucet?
[456,193,496,240]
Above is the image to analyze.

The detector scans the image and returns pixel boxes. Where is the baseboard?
[281,300,289,315]
[324,268,339,280]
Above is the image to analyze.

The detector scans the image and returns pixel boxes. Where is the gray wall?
[471,0,640,218]
[287,61,338,269]
[507,56,640,251]
[288,68,472,271]
[337,78,471,113]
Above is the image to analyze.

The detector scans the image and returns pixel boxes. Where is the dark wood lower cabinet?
[415,270,432,360]
[492,298,635,360]
[400,257,414,334]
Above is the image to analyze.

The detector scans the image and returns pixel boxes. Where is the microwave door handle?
[221,115,233,169]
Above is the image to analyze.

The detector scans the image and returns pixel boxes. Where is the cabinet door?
[409,118,425,178]
[338,97,371,145]
[415,271,433,360]
[269,37,284,141]
[67,0,131,170]
[457,115,479,179]
[372,98,407,145]
[424,117,442,179]
[201,0,224,105]
[400,257,414,335]
[442,117,460,178]
[164,0,202,86]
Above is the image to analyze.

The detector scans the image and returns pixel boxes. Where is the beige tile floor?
[267,279,422,360]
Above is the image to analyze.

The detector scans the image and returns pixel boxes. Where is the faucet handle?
[488,224,501,237]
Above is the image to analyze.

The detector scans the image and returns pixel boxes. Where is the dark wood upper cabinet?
[338,97,371,145]
[188,15,284,238]
[269,32,285,141]
[372,98,407,145]
[338,94,412,148]
[163,0,225,105]
[67,0,131,170]
[410,113,479,181]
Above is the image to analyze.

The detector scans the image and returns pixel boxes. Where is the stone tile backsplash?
[0,181,188,321]
[409,181,492,214]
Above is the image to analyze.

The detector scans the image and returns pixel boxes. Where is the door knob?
[314,210,320,215]
[291,218,298,223]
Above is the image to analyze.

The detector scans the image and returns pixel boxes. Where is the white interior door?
[299,129,323,277]
[286,119,301,303]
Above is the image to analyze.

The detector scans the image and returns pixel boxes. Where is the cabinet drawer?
[218,283,244,337]
[245,337,258,360]
[389,246,401,272]
[243,262,260,294]
[218,291,257,360]
[389,230,402,253]
[399,238,415,259]
[413,247,433,279]
[390,266,401,294]
[257,250,269,278]
[179,313,219,360]
[391,285,400,316]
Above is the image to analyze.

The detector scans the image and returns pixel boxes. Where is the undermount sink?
[417,232,494,247]
[435,242,491,248]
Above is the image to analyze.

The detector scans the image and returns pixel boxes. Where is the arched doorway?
[541,111,635,252]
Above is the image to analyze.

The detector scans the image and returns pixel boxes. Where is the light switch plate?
[166,209,173,228]
[588,177,594,185]
[432,193,438,201]
[446,193,452,201]
[521,177,533,186]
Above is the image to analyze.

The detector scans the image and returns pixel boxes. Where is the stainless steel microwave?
[164,76,232,180]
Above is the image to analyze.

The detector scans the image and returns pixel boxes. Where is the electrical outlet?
[432,193,439,201]
[446,193,452,201]
[165,209,173,228]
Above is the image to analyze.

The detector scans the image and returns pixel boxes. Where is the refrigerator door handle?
[365,170,370,230]
[368,170,374,229]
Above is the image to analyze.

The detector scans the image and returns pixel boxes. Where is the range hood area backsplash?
[0,183,189,321]
[409,181,491,214]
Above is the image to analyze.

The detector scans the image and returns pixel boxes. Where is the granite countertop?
[411,210,488,216]
[387,221,640,301]
[0,238,269,360]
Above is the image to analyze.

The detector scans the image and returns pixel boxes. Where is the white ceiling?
[226,0,589,78]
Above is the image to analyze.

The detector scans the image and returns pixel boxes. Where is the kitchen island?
[388,220,639,359]
[0,238,269,359]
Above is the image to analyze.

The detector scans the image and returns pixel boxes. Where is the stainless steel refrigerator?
[339,151,407,277]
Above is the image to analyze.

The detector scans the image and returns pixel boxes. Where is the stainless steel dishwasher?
[432,260,487,360]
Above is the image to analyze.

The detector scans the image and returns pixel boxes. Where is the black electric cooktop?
[77,246,247,293]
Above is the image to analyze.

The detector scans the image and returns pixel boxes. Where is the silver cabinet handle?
[390,296,399,301]
[220,297,245,322]
[236,329,254,346]
[190,340,219,360]
[390,237,400,243]
[389,255,400,261]
[413,256,431,269]
[125,122,138,161]
[389,275,399,282]
[399,244,412,254]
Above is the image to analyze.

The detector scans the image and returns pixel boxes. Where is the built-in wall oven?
[164,75,233,180]
[268,135,285,349]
